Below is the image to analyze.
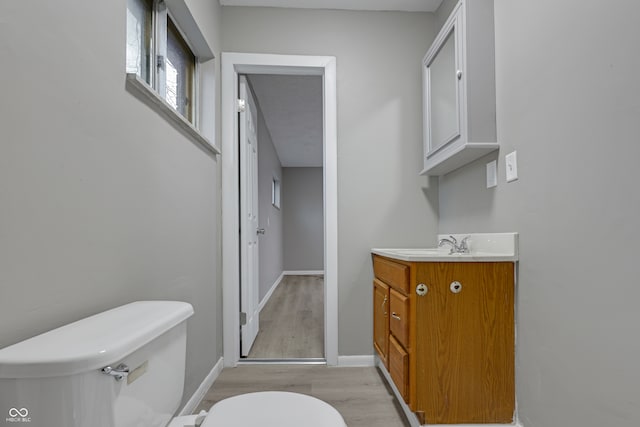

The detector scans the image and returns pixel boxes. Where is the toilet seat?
[201,391,347,427]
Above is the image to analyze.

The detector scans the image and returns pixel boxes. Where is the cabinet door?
[415,262,515,424]
[389,334,409,402]
[373,279,390,368]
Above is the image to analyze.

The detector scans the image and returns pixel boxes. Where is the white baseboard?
[178,357,224,416]
[283,270,324,276]
[259,272,285,312]
[337,355,375,367]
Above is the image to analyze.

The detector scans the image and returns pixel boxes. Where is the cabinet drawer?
[373,256,410,294]
[389,289,409,348]
[389,334,409,403]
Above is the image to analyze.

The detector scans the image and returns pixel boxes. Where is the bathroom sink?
[371,233,519,262]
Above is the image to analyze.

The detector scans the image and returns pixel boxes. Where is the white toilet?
[0,301,347,427]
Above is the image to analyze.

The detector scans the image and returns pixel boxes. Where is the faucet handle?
[459,236,471,252]
[448,235,458,244]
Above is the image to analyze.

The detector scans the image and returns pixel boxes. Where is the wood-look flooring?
[195,365,410,427]
[246,275,324,359]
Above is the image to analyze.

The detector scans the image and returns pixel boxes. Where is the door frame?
[221,52,338,366]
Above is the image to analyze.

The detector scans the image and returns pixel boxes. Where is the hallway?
[247,275,324,359]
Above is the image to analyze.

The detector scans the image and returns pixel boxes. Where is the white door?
[239,76,260,356]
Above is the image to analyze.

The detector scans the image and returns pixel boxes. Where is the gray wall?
[253,89,284,301]
[282,168,324,271]
[438,0,640,426]
[0,0,223,407]
[222,6,440,355]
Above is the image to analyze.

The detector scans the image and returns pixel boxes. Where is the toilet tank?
[0,301,194,427]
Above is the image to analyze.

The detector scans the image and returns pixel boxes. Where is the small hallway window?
[272,178,281,209]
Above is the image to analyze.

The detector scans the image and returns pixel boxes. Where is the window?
[272,178,281,209]
[166,19,195,122]
[123,0,219,154]
[126,0,153,84]
[126,0,197,124]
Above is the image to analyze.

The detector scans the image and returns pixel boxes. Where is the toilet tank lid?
[0,301,194,379]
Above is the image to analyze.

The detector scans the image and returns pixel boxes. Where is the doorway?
[240,73,325,360]
[221,53,338,367]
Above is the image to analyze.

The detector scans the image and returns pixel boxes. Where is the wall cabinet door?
[373,279,390,368]
[423,8,461,155]
[414,262,515,424]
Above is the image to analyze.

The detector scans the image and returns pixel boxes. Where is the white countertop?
[371,233,519,262]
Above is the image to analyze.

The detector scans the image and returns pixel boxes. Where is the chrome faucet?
[438,235,471,254]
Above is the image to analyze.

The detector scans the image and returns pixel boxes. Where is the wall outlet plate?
[506,151,518,182]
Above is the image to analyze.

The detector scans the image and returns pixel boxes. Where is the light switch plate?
[506,151,518,182]
[486,160,497,188]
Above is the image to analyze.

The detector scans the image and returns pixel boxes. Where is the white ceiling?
[220,0,443,12]
[247,74,323,167]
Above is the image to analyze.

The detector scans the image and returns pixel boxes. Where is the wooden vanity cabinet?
[372,255,515,425]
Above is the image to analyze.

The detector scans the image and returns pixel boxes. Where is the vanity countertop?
[372,233,518,262]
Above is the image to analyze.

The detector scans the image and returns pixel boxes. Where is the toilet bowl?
[0,301,347,427]
[194,391,346,427]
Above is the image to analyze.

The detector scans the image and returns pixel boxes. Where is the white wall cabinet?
[421,0,497,176]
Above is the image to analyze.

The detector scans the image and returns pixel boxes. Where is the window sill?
[125,73,220,155]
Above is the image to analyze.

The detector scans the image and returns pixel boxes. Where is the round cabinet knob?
[450,281,462,294]
[416,283,428,296]
[457,70,462,80]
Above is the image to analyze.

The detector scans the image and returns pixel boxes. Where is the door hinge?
[240,312,247,326]
[236,99,246,113]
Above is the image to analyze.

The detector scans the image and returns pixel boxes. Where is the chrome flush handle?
[101,363,130,381]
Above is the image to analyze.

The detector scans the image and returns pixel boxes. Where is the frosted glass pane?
[429,29,457,150]
[166,19,195,122]
[126,0,152,84]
